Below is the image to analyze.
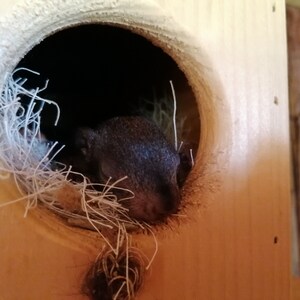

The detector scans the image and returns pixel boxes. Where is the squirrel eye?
[99,160,112,179]
[99,158,121,180]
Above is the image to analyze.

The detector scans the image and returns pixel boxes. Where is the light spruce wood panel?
[0,0,291,299]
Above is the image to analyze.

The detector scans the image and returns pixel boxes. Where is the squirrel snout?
[121,182,181,223]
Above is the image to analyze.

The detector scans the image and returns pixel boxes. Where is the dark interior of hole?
[15,24,200,183]
[16,25,199,139]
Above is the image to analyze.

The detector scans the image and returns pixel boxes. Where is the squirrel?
[58,116,190,223]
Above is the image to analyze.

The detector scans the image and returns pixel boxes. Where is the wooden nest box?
[0,0,291,299]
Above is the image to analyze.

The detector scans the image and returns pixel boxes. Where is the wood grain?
[292,277,300,300]
[287,4,300,299]
[0,0,291,299]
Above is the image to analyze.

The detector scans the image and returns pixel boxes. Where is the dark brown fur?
[71,116,181,222]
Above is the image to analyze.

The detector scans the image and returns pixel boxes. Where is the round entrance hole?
[14,24,200,224]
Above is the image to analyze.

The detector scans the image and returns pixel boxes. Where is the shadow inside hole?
[15,24,200,221]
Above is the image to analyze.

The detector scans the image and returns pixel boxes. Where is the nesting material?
[0,68,187,300]
[83,244,146,300]
[0,67,192,230]
[0,68,148,244]
[0,68,154,300]
[0,68,194,228]
[136,81,189,152]
[0,68,195,299]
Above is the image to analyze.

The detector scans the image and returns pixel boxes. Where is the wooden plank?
[292,277,300,300]
[145,0,291,299]
[287,4,300,298]
[0,0,291,299]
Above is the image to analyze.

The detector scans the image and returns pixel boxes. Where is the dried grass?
[82,228,151,300]
[0,69,144,240]
[0,68,192,299]
[0,69,153,299]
